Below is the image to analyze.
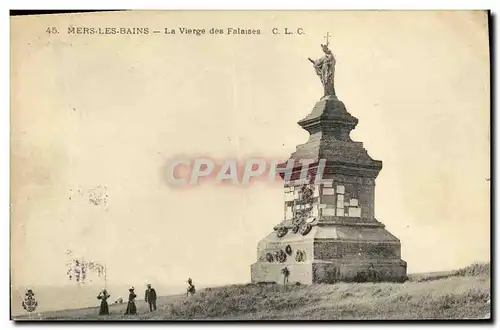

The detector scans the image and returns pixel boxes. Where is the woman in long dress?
[97,289,110,315]
[124,287,137,315]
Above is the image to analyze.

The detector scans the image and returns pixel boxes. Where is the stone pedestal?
[251,96,407,284]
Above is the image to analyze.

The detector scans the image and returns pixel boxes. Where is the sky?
[10,10,490,289]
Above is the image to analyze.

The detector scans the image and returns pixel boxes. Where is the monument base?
[250,225,408,284]
[251,259,407,284]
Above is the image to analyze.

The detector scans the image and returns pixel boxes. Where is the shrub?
[455,262,490,277]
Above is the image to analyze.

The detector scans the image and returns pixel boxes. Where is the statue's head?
[321,44,331,54]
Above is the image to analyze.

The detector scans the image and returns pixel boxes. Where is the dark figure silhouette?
[368,263,379,282]
[124,287,137,315]
[144,284,157,312]
[97,289,110,315]
[186,278,196,296]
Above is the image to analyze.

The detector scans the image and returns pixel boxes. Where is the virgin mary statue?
[308,43,336,99]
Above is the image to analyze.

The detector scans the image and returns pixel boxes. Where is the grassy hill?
[14,262,491,320]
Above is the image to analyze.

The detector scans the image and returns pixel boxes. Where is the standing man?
[144,284,157,312]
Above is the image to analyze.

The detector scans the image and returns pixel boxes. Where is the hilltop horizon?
[11,257,490,291]
[12,260,490,317]
[11,281,243,316]
[12,262,491,320]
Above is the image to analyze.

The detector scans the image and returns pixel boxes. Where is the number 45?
[46,27,58,34]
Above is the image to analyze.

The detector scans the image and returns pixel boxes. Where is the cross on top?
[324,32,331,46]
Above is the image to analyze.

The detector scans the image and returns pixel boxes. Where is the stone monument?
[251,36,407,284]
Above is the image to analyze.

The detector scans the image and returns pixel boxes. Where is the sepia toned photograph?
[9,10,491,321]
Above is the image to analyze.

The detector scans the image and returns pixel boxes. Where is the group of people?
[97,278,196,316]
